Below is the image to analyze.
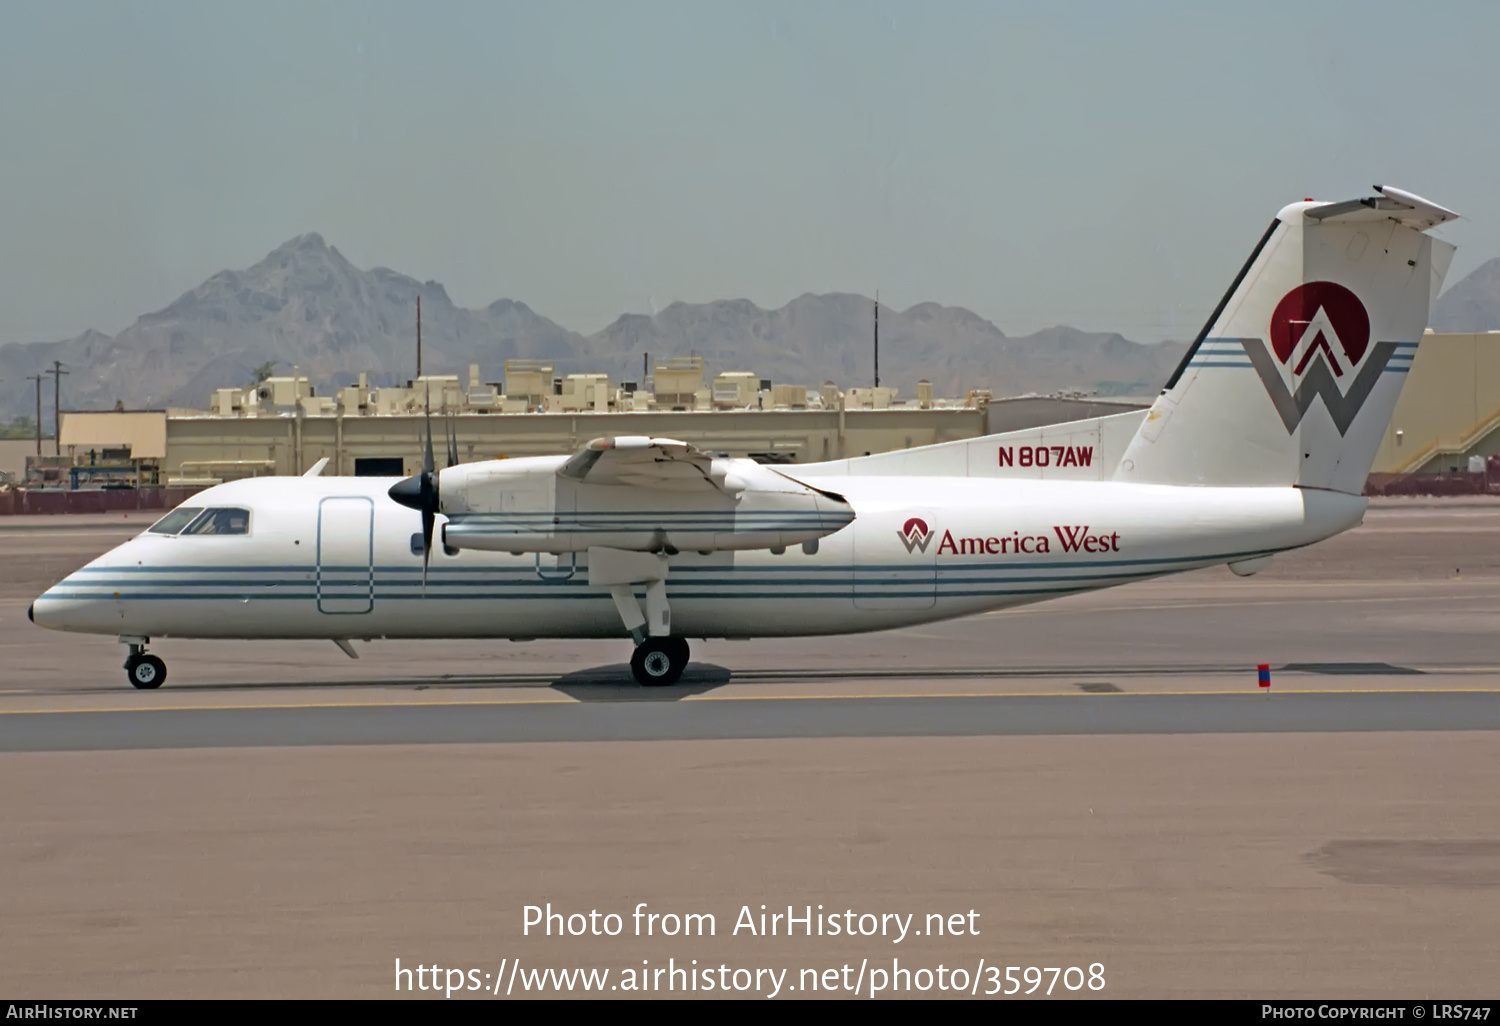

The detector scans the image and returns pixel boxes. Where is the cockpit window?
[148,507,204,535]
[180,507,251,536]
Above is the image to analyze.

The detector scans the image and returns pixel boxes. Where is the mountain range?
[3,236,1495,422]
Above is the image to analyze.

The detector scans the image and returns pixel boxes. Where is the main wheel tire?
[126,654,166,690]
[630,637,687,687]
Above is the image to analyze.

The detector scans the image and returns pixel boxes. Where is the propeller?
[388,399,439,589]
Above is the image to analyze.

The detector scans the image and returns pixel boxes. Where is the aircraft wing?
[557,436,717,491]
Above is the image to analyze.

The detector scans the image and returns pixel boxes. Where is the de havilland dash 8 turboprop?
[31,186,1458,689]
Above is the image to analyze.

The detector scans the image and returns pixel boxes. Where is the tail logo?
[899,517,933,553]
[1269,281,1370,377]
[1242,281,1397,436]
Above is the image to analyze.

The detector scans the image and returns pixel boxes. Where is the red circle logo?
[902,517,929,541]
[1269,281,1370,377]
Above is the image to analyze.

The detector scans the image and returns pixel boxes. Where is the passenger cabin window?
[181,507,251,536]
[148,507,204,535]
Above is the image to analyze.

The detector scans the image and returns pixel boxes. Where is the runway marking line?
[3,687,1500,716]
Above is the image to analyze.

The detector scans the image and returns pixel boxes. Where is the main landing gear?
[588,547,692,686]
[630,635,690,687]
[121,638,166,690]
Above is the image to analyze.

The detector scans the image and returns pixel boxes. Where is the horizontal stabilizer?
[1305,184,1459,231]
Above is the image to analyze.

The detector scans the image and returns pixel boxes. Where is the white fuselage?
[31,473,1365,642]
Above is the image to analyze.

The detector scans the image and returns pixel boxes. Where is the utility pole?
[873,291,880,389]
[416,295,422,379]
[28,374,44,455]
[47,361,68,456]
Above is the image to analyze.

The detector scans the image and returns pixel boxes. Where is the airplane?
[30,185,1458,689]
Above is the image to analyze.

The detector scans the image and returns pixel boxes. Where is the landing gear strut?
[630,636,690,687]
[587,547,689,685]
[121,639,166,690]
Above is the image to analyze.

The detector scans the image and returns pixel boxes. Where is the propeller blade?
[387,471,438,592]
[423,406,435,476]
[421,506,434,590]
[393,396,442,594]
[421,453,438,591]
[447,415,458,469]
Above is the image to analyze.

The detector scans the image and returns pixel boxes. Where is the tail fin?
[1116,186,1457,492]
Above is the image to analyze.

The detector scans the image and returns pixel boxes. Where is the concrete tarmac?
[4,735,1498,999]
[1,500,1499,998]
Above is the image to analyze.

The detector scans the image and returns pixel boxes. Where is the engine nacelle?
[434,454,854,555]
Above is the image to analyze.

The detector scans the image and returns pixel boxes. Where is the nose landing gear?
[630,636,690,687]
[121,638,166,690]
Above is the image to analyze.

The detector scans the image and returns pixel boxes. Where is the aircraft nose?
[29,591,66,630]
[30,573,112,633]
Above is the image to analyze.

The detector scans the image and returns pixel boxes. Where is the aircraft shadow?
[550,662,733,702]
[32,661,735,698]
[20,659,1427,698]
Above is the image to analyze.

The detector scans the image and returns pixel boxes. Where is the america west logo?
[1238,281,1400,436]
[897,517,933,553]
[897,518,1121,557]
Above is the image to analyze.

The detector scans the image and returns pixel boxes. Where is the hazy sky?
[1,1,1495,347]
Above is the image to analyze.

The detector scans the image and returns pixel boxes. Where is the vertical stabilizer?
[1115,187,1458,493]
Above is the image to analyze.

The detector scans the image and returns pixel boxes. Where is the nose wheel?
[630,636,690,686]
[122,641,167,690]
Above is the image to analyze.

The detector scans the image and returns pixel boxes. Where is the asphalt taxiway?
[5,691,1500,752]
